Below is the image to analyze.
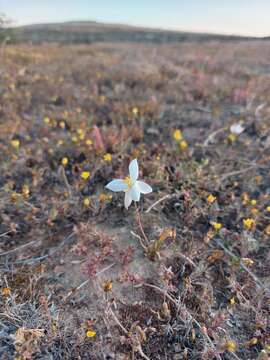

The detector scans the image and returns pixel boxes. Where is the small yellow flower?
[243,218,255,230]
[85,139,93,146]
[132,107,139,115]
[99,193,112,202]
[266,206,270,212]
[2,287,11,297]
[83,197,90,207]
[228,133,237,143]
[11,192,20,203]
[207,194,216,204]
[250,199,257,206]
[59,121,66,129]
[57,140,64,146]
[173,129,182,141]
[249,338,258,346]
[103,280,113,292]
[211,222,222,231]
[11,139,20,148]
[103,153,112,162]
[71,136,78,143]
[61,157,69,166]
[77,129,85,140]
[229,297,235,305]
[224,340,237,352]
[44,117,50,124]
[242,257,254,267]
[86,329,96,338]
[179,140,188,151]
[81,171,90,180]
[22,185,30,199]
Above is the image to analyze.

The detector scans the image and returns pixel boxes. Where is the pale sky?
[0,0,269,37]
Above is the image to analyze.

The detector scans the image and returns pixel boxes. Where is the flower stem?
[135,203,149,246]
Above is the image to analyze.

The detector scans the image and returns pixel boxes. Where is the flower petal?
[136,181,152,194]
[230,123,244,135]
[129,184,140,202]
[124,191,133,209]
[105,179,128,192]
[129,159,139,182]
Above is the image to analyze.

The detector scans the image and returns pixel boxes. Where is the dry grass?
[0,41,269,359]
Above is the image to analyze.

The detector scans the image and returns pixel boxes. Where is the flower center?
[123,176,132,189]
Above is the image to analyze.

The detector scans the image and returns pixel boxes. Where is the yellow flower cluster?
[207,194,216,204]
[243,218,256,230]
[172,129,188,151]
[81,171,90,180]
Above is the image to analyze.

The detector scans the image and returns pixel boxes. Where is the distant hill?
[5,21,261,44]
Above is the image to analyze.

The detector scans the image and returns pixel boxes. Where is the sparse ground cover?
[0,41,269,359]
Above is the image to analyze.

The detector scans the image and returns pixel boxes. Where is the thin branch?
[0,240,38,257]
[145,194,173,213]
[142,283,222,360]
[203,127,226,147]
[215,238,268,292]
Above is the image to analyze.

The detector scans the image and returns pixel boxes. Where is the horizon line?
[9,18,268,39]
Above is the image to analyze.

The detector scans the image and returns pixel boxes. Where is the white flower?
[230,123,245,135]
[105,159,152,209]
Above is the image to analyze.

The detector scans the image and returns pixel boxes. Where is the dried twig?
[215,238,268,292]
[0,240,38,257]
[145,194,173,213]
[142,283,222,360]
[203,127,227,147]
[63,262,116,301]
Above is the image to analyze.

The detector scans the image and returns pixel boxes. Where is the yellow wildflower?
[43,117,50,124]
[61,157,69,166]
[85,139,93,146]
[11,139,20,148]
[224,340,237,352]
[86,329,96,338]
[11,192,20,203]
[59,121,66,129]
[250,199,257,206]
[228,133,237,143]
[83,197,90,207]
[229,297,235,305]
[99,193,112,202]
[71,136,78,143]
[2,287,11,297]
[173,129,182,141]
[132,107,139,115]
[103,280,113,292]
[22,185,30,199]
[211,222,222,231]
[242,258,254,267]
[266,206,270,212]
[207,194,216,204]
[81,171,90,180]
[103,153,112,162]
[179,140,188,151]
[243,218,255,230]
